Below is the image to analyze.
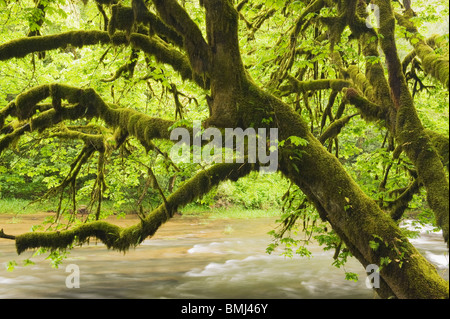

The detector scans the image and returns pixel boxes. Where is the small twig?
[0,229,16,240]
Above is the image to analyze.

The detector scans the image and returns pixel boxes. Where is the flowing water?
[0,214,448,299]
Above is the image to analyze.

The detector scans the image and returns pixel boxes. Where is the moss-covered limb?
[108,2,185,48]
[374,1,410,108]
[401,49,418,75]
[374,0,449,245]
[0,30,204,89]
[0,84,180,160]
[345,2,394,111]
[278,136,448,298]
[142,9,184,48]
[318,114,357,144]
[0,123,31,154]
[395,12,449,88]
[95,1,110,31]
[388,179,421,221]
[235,80,447,298]
[49,127,107,153]
[0,31,111,61]
[14,162,257,255]
[201,0,250,128]
[344,87,388,121]
[425,129,449,170]
[320,90,338,131]
[151,0,211,76]
[320,0,359,51]
[0,102,15,130]
[280,76,351,95]
[276,127,449,298]
[0,229,16,240]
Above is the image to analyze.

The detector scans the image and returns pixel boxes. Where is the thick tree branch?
[13,162,258,255]
[151,0,211,76]
[374,0,449,245]
[0,31,110,61]
[344,87,388,121]
[280,76,352,95]
[0,84,176,154]
[0,30,207,89]
[395,12,449,88]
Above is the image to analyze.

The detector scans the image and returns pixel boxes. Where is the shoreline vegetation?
[0,197,282,219]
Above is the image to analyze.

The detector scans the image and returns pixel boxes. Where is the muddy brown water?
[0,213,448,299]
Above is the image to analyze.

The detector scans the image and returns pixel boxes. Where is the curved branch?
[345,65,375,100]
[395,12,449,88]
[13,162,258,255]
[318,114,358,144]
[375,0,449,245]
[0,84,176,154]
[0,30,207,89]
[344,87,388,121]
[280,76,351,95]
[152,0,211,75]
[0,31,111,61]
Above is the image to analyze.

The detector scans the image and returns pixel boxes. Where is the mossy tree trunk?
[0,0,448,299]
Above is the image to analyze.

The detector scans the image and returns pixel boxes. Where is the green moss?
[0,31,111,61]
[395,12,449,88]
[14,85,50,120]
[30,109,58,132]
[130,34,195,83]
[346,65,375,100]
[425,129,449,169]
[14,162,257,255]
[344,87,387,120]
[109,4,135,37]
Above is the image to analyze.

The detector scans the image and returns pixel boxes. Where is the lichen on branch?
[0,84,176,154]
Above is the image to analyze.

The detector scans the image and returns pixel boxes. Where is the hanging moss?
[14,85,50,121]
[14,162,257,255]
[109,4,135,37]
[395,12,449,88]
[319,114,357,144]
[0,31,111,61]
[346,65,375,100]
[425,129,449,170]
[344,87,387,120]
[281,76,351,95]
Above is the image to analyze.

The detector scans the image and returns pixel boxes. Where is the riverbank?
[0,197,282,217]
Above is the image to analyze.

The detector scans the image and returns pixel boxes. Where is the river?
[0,213,448,299]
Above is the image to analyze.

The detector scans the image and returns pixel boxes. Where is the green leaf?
[287,136,308,147]
[345,272,359,282]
